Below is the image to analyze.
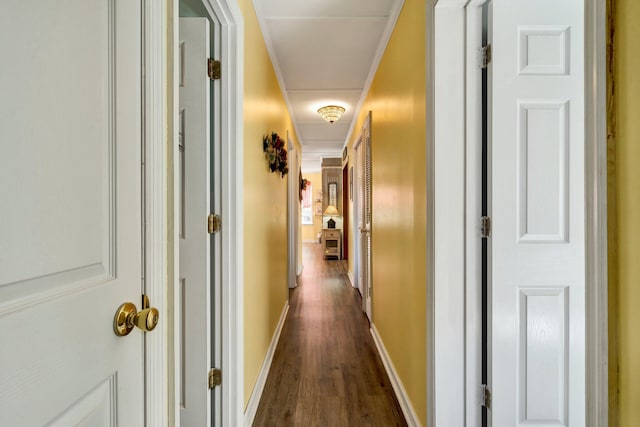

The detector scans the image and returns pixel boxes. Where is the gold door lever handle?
[113,302,159,336]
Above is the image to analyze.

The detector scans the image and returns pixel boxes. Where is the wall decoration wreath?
[263,132,288,178]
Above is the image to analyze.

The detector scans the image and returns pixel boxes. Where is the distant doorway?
[342,161,349,260]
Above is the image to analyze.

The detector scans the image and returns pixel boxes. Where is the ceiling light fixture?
[317,105,345,123]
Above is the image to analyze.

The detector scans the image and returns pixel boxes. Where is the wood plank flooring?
[253,243,407,427]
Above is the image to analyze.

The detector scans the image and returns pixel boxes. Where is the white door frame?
[353,135,366,312]
[428,0,607,425]
[144,1,168,425]
[287,133,299,289]
[352,135,362,293]
[170,0,244,425]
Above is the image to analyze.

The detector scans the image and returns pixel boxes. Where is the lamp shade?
[323,205,339,216]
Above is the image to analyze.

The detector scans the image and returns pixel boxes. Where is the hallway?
[253,243,407,426]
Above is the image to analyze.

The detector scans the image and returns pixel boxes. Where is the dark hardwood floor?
[252,243,407,427]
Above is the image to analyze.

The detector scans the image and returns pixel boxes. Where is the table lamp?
[324,205,339,229]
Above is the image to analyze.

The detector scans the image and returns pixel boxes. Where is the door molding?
[428,0,607,425]
[584,0,608,424]
[353,135,362,294]
[144,0,168,425]
[287,133,299,290]
[170,0,244,425]
[212,3,244,423]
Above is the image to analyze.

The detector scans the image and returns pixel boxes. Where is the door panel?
[0,0,144,425]
[490,0,585,425]
[179,17,212,427]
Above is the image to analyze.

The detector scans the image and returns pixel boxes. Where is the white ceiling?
[253,0,403,173]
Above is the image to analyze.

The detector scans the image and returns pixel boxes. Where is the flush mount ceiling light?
[317,105,345,123]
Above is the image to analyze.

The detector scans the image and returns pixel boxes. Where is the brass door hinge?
[481,384,491,409]
[478,44,491,69]
[208,59,221,80]
[209,368,222,389]
[480,216,491,238]
[208,214,221,234]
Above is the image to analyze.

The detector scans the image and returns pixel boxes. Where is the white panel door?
[0,1,144,426]
[491,1,585,426]
[179,17,212,427]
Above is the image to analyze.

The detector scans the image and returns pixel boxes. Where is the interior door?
[179,17,215,427]
[0,1,145,425]
[357,113,373,320]
[490,0,585,425]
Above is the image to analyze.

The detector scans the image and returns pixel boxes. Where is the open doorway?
[342,161,350,260]
[172,0,244,425]
[177,3,222,424]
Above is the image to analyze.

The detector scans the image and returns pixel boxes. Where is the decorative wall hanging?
[263,132,288,177]
[299,170,310,202]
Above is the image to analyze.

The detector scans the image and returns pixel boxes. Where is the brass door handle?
[113,301,159,336]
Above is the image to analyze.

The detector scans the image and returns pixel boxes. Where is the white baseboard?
[370,324,422,427]
[347,270,355,288]
[243,303,289,426]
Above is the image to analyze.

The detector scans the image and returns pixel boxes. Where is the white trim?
[209,1,245,425]
[424,2,436,427]
[251,0,304,147]
[370,325,422,427]
[347,270,355,288]
[243,304,290,427]
[432,2,468,425]
[287,135,299,289]
[342,0,405,149]
[142,0,167,425]
[584,0,608,424]
[171,1,180,425]
[463,4,485,426]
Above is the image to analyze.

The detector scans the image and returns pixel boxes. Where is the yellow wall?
[238,0,300,407]
[346,0,427,423]
[301,172,323,242]
[612,0,640,424]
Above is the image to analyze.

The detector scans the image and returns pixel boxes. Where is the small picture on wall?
[328,182,337,207]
